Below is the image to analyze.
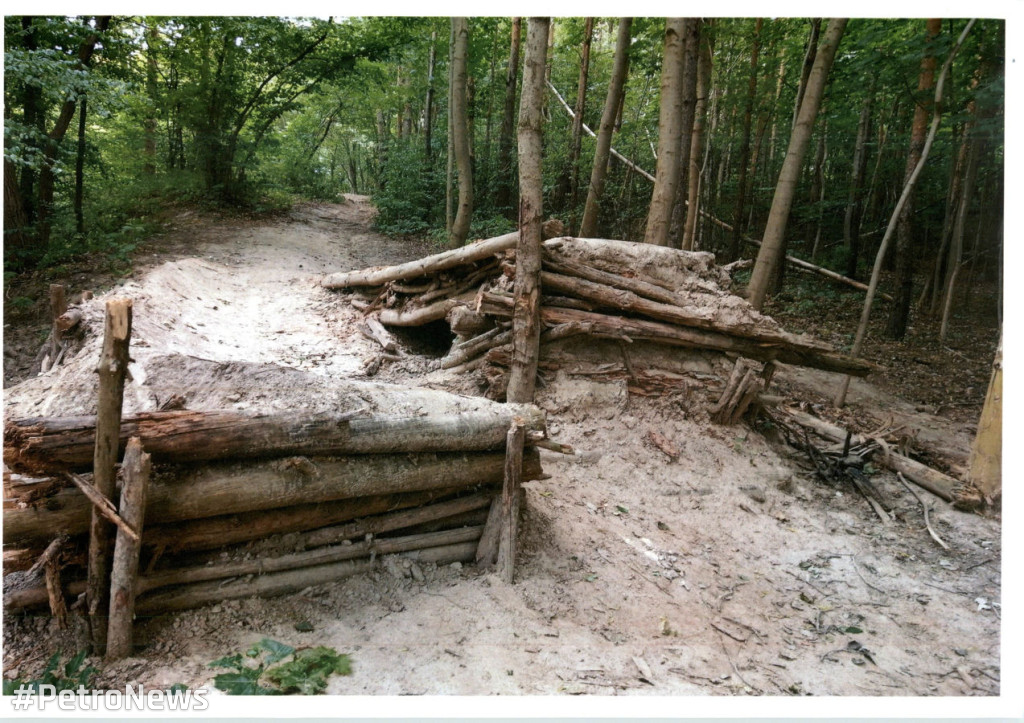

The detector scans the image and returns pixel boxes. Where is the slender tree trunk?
[767,57,787,182]
[580,18,632,238]
[747,18,848,310]
[968,334,1001,504]
[425,30,437,162]
[449,17,474,247]
[495,18,522,214]
[728,18,763,260]
[668,19,702,249]
[792,19,822,129]
[923,124,967,313]
[507,17,549,404]
[446,22,456,234]
[643,18,688,247]
[75,97,87,236]
[886,18,942,340]
[143,22,158,175]
[19,17,41,228]
[843,79,876,279]
[553,17,593,217]
[808,122,828,262]
[682,24,713,251]
[940,114,981,342]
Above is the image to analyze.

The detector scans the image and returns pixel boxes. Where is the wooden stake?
[475,496,502,566]
[106,438,150,661]
[498,421,526,583]
[87,297,132,655]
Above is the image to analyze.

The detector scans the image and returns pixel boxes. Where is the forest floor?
[2,197,1002,698]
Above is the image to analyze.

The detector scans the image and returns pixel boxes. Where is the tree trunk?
[507,17,549,404]
[143,22,158,176]
[580,18,633,238]
[727,18,763,261]
[495,18,522,215]
[886,18,942,340]
[682,24,713,251]
[449,17,474,248]
[746,19,847,310]
[924,124,967,314]
[792,19,822,130]
[446,24,455,234]
[643,19,688,247]
[843,79,876,279]
[424,30,437,162]
[668,19,702,249]
[968,335,1001,503]
[552,17,593,217]
[87,298,132,654]
[939,117,981,343]
[805,122,827,260]
[75,97,87,236]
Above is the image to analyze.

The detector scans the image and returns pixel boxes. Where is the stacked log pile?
[4,405,547,617]
[323,234,875,402]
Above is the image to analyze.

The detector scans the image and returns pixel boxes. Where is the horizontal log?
[377,290,476,327]
[4,449,543,545]
[478,294,875,377]
[783,409,958,501]
[5,406,546,473]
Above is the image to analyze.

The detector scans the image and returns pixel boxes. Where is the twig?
[26,534,69,578]
[964,557,995,571]
[64,472,139,542]
[781,568,831,598]
[897,472,949,550]
[851,555,888,595]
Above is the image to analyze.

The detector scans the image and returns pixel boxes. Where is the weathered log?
[361,317,397,353]
[56,308,84,332]
[8,534,482,614]
[447,305,494,337]
[377,290,477,327]
[144,487,466,555]
[498,422,526,583]
[106,438,150,661]
[5,449,543,545]
[5,406,546,473]
[322,221,563,289]
[135,540,479,614]
[440,329,512,370]
[783,409,957,501]
[475,496,502,566]
[89,297,132,654]
[479,294,876,377]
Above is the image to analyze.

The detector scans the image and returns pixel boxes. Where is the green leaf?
[168,683,189,694]
[257,638,296,665]
[212,670,280,696]
[210,653,244,670]
[264,647,353,695]
[844,626,864,634]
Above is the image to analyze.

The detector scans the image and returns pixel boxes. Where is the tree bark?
[939,118,981,343]
[967,334,1001,503]
[87,297,132,654]
[5,449,543,545]
[495,18,522,214]
[143,22,158,175]
[6,406,546,473]
[843,80,876,279]
[792,19,822,129]
[886,18,942,340]
[498,422,525,583]
[728,18,763,261]
[424,30,437,162]
[682,25,713,251]
[580,18,632,238]
[643,18,688,247]
[105,438,150,661]
[449,17,474,247]
[746,19,847,310]
[74,97,87,236]
[668,19,702,248]
[552,18,593,217]
[507,17,549,404]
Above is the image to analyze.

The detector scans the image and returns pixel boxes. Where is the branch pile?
[323,233,875,399]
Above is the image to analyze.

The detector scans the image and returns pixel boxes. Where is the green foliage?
[210,638,352,696]
[372,138,441,236]
[2,650,97,695]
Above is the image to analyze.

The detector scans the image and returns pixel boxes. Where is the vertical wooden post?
[968,335,1001,504]
[106,437,150,661]
[497,420,526,584]
[87,298,132,654]
[46,283,67,366]
[474,496,503,567]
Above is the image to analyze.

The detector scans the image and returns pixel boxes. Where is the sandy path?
[3,199,1001,700]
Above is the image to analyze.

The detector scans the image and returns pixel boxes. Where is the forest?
[1,16,1008,699]
[3,15,1004,338]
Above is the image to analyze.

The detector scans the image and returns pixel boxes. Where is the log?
[56,308,83,332]
[783,409,958,502]
[479,294,876,377]
[377,290,477,327]
[144,487,465,555]
[135,540,479,614]
[322,221,563,289]
[498,422,526,584]
[361,317,397,353]
[742,237,894,301]
[6,406,547,473]
[447,306,494,337]
[106,438,150,661]
[440,329,512,370]
[45,554,68,628]
[4,448,543,545]
[88,297,132,654]
[475,496,502,566]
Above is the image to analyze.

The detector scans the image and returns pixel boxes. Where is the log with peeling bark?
[7,530,482,614]
[498,422,526,583]
[361,317,397,352]
[782,408,958,501]
[5,449,542,545]
[322,221,563,289]
[377,290,478,327]
[5,406,546,473]
[478,294,875,377]
[447,306,494,337]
